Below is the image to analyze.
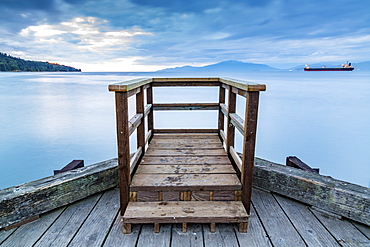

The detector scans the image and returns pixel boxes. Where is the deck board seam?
[271,192,309,246]
[33,206,68,246]
[65,191,105,246]
[308,206,344,245]
[101,206,121,247]
[250,200,274,246]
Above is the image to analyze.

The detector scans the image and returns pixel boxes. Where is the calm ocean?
[0,71,369,189]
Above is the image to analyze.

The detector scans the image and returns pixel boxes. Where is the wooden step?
[130,173,242,191]
[122,201,249,233]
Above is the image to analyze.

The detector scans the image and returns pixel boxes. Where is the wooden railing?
[109,78,266,214]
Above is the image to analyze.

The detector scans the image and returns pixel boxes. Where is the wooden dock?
[1,187,369,246]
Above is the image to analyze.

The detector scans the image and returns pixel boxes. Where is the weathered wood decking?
[1,187,369,247]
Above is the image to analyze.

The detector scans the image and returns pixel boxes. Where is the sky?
[1,0,370,71]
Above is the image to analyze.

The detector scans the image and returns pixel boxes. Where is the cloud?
[0,0,370,70]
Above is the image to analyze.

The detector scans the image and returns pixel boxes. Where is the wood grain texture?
[235,206,272,247]
[171,223,204,247]
[254,157,370,226]
[140,155,231,165]
[274,194,339,247]
[130,173,241,191]
[123,201,248,224]
[0,158,118,229]
[311,208,370,246]
[68,189,120,247]
[0,207,64,247]
[203,223,240,247]
[251,188,306,246]
[136,164,236,174]
[34,194,101,247]
[103,216,141,246]
[136,224,171,247]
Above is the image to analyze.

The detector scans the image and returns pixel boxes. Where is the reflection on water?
[0,71,369,188]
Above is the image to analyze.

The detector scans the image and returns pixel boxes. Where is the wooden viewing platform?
[108,78,266,233]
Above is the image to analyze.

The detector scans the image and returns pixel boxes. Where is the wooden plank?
[136,164,236,174]
[152,78,220,83]
[230,146,242,172]
[123,201,248,224]
[127,87,141,98]
[140,156,231,165]
[253,157,370,226]
[274,193,339,246]
[241,91,260,214]
[144,104,152,117]
[149,138,221,144]
[352,222,370,239]
[286,156,319,174]
[153,129,219,134]
[203,223,240,247]
[0,207,64,247]
[311,208,370,246]
[148,142,223,149]
[0,158,118,229]
[54,159,84,175]
[68,189,120,247]
[153,133,220,139]
[153,103,219,111]
[219,78,266,92]
[229,113,244,135]
[144,148,227,156]
[219,130,226,144]
[108,78,152,92]
[0,228,16,244]
[130,146,143,174]
[130,173,241,191]
[171,224,204,247]
[128,113,143,136]
[103,215,141,246]
[33,193,101,247]
[235,206,272,247]
[136,224,171,247]
[220,103,228,116]
[251,188,306,246]
[145,130,153,146]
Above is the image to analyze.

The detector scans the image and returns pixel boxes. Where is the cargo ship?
[304,62,354,71]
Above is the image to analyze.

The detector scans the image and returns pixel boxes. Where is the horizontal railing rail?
[109,77,266,215]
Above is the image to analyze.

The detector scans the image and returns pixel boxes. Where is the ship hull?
[304,67,354,71]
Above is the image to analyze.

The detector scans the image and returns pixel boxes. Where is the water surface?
[0,71,369,188]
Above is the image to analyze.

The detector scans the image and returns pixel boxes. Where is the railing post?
[218,85,225,141]
[136,86,145,153]
[147,85,154,136]
[115,92,130,215]
[241,91,260,215]
[226,87,236,156]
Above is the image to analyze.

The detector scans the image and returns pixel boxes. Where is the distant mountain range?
[157,60,281,72]
[0,52,81,72]
[157,60,370,72]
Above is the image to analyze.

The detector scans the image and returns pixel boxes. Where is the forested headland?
[0,52,81,72]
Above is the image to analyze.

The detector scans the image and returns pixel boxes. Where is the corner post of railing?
[218,84,225,142]
[241,91,260,215]
[136,86,145,155]
[226,86,236,159]
[114,91,130,215]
